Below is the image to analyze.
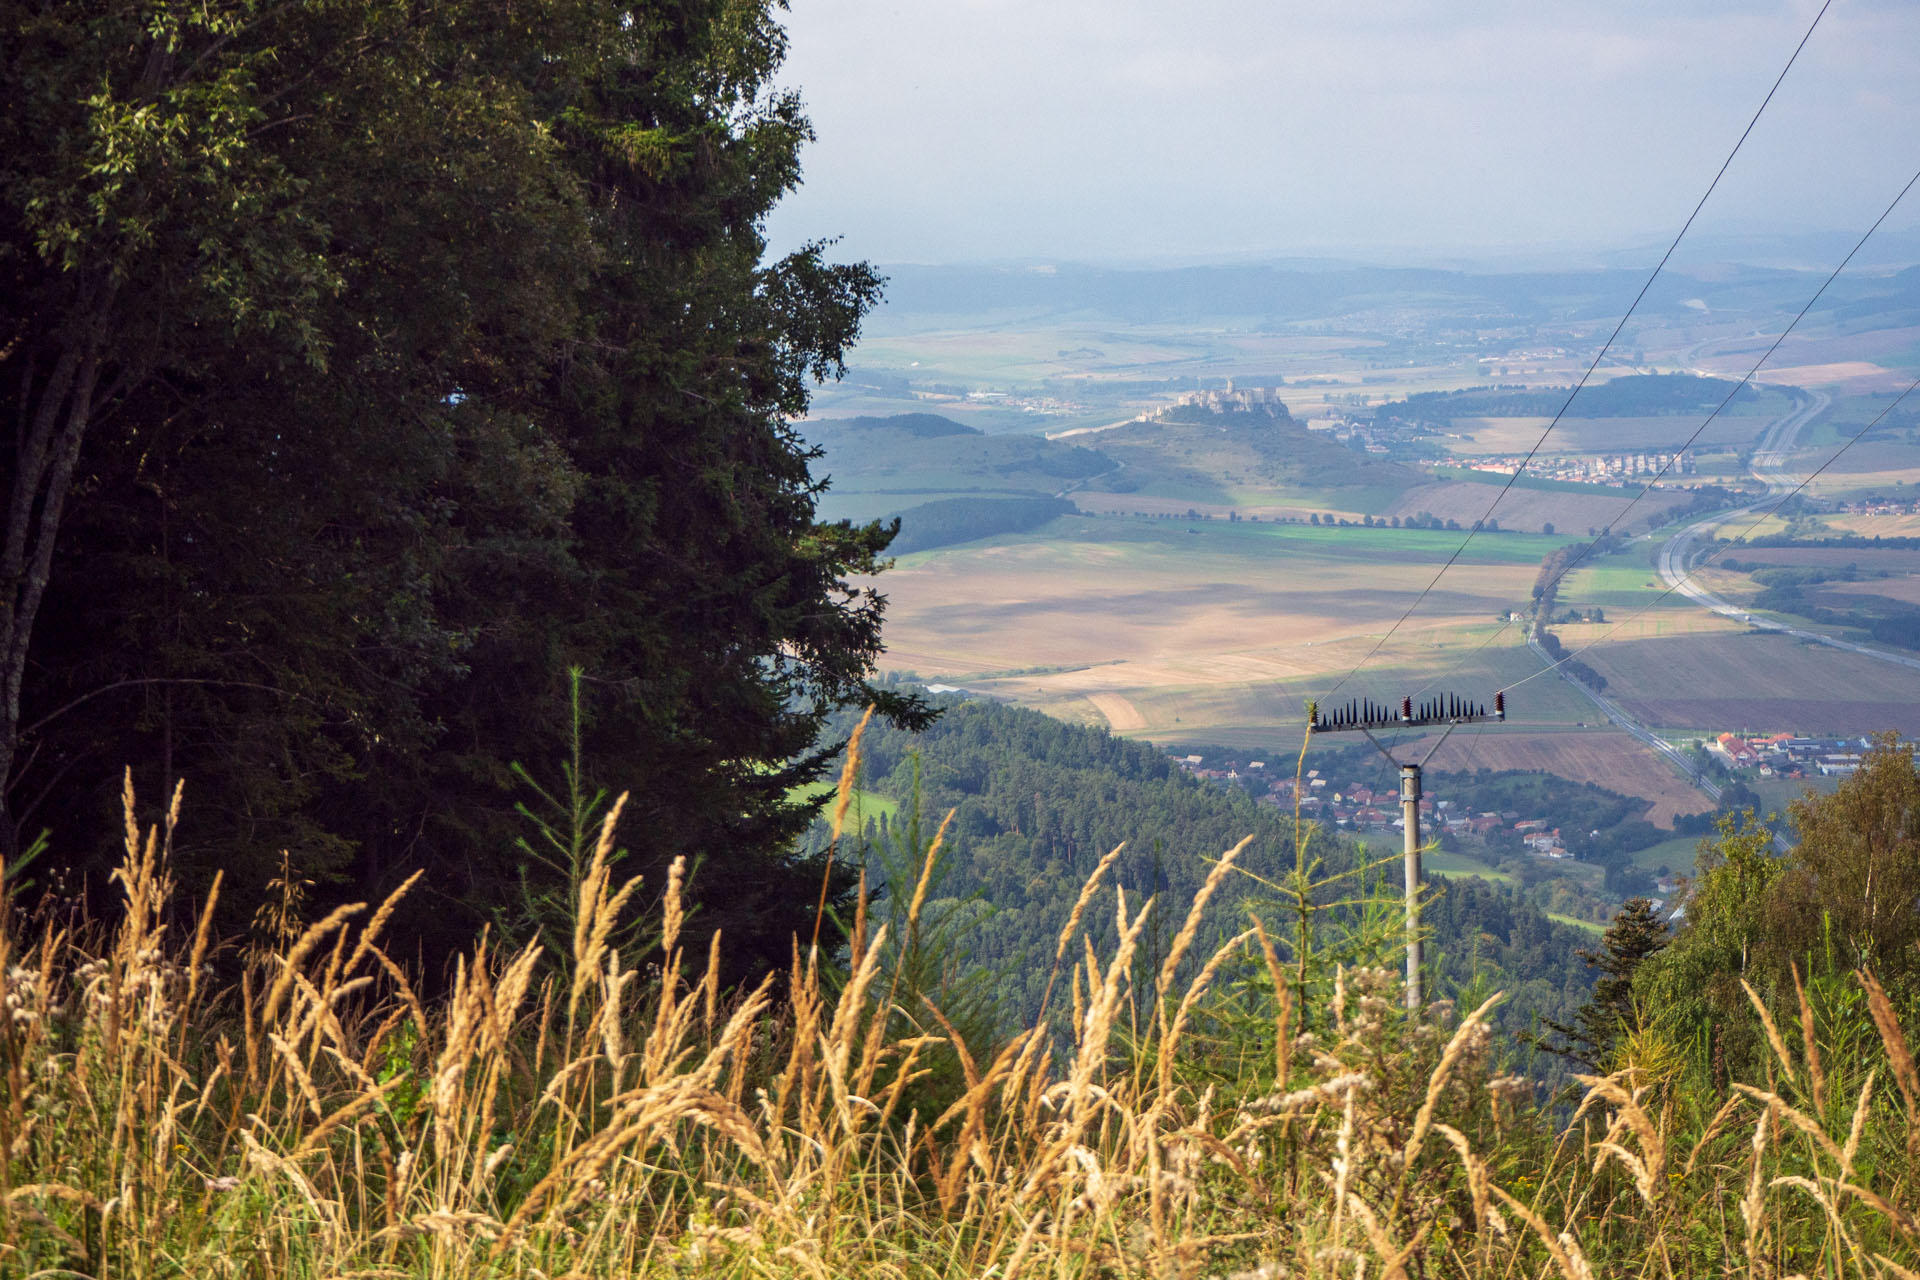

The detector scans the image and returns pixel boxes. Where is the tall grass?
[3,765,1919,1277]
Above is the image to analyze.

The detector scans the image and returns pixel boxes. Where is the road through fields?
[1524,630,1722,805]
[1530,388,1833,817]
[1654,388,1920,674]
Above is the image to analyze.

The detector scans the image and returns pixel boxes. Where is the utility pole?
[1307,691,1506,1011]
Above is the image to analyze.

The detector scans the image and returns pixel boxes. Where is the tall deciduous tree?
[1768,734,1920,982]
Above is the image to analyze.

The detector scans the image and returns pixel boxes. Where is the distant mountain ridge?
[865,260,1858,328]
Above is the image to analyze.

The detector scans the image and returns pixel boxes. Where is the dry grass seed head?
[1860,969,1920,1129]
[1154,835,1253,1001]
[261,904,366,1031]
[1158,928,1256,1091]
[1733,1084,1845,1170]
[1404,991,1503,1169]
[907,810,955,931]
[1845,1070,1876,1178]
[829,705,874,843]
[1489,1183,1597,1280]
[1742,978,1801,1091]
[1790,961,1827,1114]
[1571,1073,1665,1208]
[1741,1098,1777,1264]
[1684,1091,1748,1177]
[569,792,635,1018]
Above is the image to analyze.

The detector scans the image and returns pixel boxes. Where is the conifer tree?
[3,0,924,974]
[1530,896,1668,1073]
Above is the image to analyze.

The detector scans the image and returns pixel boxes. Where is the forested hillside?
[1374,373,1761,422]
[806,694,1597,1041]
[885,495,1079,553]
[1090,402,1421,494]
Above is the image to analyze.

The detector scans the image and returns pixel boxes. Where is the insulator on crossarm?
[1495,690,1505,720]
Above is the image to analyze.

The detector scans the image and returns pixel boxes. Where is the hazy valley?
[804,258,1920,898]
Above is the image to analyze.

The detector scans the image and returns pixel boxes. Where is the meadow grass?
[4,763,1920,1277]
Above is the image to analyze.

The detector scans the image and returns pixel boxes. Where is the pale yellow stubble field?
[867,522,1598,747]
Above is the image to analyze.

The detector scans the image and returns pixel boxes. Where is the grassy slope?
[14,779,1920,1278]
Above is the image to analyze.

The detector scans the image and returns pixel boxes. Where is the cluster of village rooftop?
[1174,755,1574,858]
[1834,494,1920,516]
[1705,733,1877,777]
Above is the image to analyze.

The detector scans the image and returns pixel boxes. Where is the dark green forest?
[11,0,1920,1103]
[803,695,1601,1045]
[885,496,1079,554]
[1374,373,1761,423]
[1,0,923,976]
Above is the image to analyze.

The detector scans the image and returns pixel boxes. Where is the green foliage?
[1094,403,1419,494]
[1377,373,1759,422]
[1642,810,1781,1022]
[1770,735,1920,984]
[4,0,921,974]
[807,696,1598,1043]
[1529,897,1669,1073]
[802,413,1116,521]
[1641,742,1920,1087]
[845,756,1003,1113]
[496,670,647,970]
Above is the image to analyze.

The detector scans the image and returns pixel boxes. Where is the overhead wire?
[1505,161,1920,626]
[1506,372,1920,695]
[1319,0,1834,702]
[1405,156,1920,707]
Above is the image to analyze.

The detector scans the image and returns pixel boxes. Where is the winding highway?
[1528,384,1892,821]
[1653,387,1920,674]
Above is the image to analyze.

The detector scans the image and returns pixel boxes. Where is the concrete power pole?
[1400,762,1423,1009]
[1308,692,1505,1013]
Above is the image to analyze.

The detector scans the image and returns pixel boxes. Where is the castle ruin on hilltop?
[1174,380,1289,416]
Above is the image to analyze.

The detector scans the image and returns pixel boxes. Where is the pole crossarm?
[1306,691,1505,735]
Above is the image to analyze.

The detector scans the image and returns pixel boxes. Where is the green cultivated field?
[1628,834,1704,876]
[1427,466,1647,498]
[1425,848,1516,883]
[788,783,901,827]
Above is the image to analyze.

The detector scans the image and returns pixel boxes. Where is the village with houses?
[1454,450,1700,486]
[1703,732,1880,777]
[1173,752,1577,858]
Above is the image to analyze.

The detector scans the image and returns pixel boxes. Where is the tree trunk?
[1,293,113,852]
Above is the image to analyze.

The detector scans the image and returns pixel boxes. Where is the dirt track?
[1084,692,1146,730]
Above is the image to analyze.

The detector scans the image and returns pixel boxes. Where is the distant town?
[1173,752,1581,858]
[1704,733,1879,778]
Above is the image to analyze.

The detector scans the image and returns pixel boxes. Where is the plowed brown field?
[1583,632,1920,736]
[1395,730,1712,827]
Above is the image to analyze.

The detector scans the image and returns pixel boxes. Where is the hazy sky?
[764,0,1920,266]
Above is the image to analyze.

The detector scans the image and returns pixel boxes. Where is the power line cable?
[1408,615,1519,702]
[1407,151,1916,707]
[1507,373,1920,694]
[1320,0,1833,701]
[1512,162,1920,618]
